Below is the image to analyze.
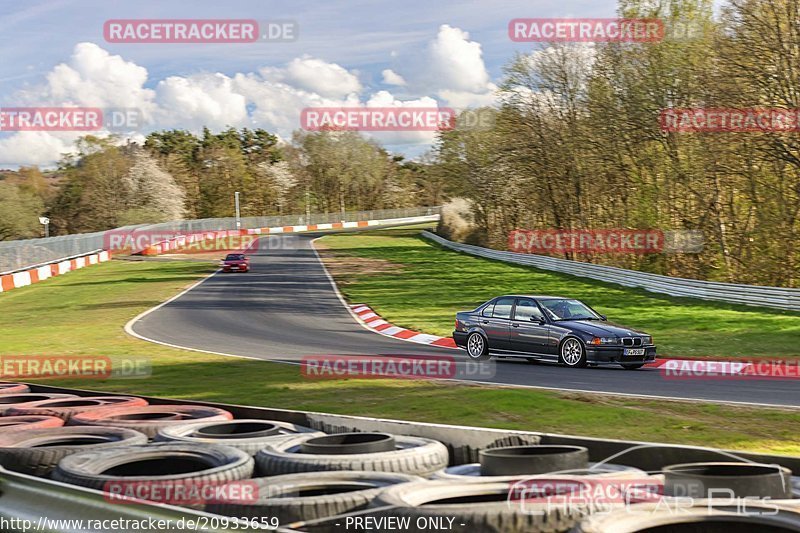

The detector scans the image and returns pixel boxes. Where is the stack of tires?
[0,383,797,532]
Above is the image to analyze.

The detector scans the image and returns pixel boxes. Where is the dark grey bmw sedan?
[453,295,656,369]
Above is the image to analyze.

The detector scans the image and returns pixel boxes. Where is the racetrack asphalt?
[128,234,800,408]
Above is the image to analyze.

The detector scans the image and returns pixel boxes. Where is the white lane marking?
[124,268,222,341]
[123,237,800,410]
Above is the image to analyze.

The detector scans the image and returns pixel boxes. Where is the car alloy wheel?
[561,338,586,367]
[466,333,487,360]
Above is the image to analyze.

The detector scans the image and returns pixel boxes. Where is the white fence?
[422,231,800,312]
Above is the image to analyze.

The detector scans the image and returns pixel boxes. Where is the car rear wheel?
[466,332,489,361]
[560,337,587,368]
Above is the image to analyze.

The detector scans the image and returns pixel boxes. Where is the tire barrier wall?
[1,382,795,533]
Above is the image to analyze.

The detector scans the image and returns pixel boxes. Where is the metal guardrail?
[1,249,105,276]
[0,207,441,273]
[421,231,800,312]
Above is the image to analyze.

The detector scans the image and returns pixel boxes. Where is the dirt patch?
[315,243,404,282]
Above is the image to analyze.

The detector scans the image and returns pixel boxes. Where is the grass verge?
[0,252,799,454]
[318,229,800,359]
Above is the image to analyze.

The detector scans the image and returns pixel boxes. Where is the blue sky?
[0,0,628,166]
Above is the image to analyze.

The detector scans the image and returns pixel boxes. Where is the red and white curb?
[350,304,458,348]
[350,304,762,375]
[0,251,111,294]
[139,215,440,256]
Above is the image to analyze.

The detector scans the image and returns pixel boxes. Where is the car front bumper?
[587,345,657,365]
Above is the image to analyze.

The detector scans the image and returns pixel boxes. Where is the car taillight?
[454,319,460,330]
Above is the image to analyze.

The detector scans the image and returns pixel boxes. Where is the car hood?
[555,320,648,337]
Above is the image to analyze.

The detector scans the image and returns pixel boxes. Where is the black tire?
[0,415,64,430]
[255,434,449,477]
[7,396,148,421]
[0,382,30,395]
[0,426,148,476]
[207,471,421,524]
[465,332,490,361]
[431,462,647,482]
[479,445,589,476]
[559,337,587,368]
[52,443,254,506]
[0,394,77,415]
[155,419,324,455]
[663,461,793,499]
[68,405,233,438]
[372,479,597,533]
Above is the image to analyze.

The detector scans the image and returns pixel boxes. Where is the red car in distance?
[220,253,250,273]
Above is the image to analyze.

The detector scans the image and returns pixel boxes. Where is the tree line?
[0,128,443,239]
[433,0,800,287]
[1,0,797,287]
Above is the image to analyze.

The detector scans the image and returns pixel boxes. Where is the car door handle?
[511,323,520,328]
[482,320,489,324]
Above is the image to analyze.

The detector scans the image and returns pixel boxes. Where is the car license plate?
[624,348,645,356]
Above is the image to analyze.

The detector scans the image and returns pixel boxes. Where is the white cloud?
[40,42,156,113]
[0,131,76,167]
[381,69,406,86]
[426,25,490,93]
[0,33,501,167]
[278,56,362,99]
[388,25,497,108]
[156,73,248,131]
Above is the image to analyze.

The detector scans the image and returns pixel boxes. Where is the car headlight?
[644,336,653,345]
[590,337,618,345]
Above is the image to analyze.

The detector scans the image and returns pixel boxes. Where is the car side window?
[513,299,544,321]
[492,298,515,319]
[481,303,495,317]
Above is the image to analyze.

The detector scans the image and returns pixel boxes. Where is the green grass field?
[0,243,799,454]
[318,229,800,359]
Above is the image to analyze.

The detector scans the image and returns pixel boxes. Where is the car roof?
[492,295,569,300]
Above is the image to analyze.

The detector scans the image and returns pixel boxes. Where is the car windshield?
[225,254,245,261]
[539,299,600,321]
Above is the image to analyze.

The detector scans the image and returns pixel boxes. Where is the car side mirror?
[530,316,545,324]
[599,315,607,321]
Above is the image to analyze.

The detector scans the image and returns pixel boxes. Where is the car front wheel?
[466,332,490,361]
[560,337,587,368]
